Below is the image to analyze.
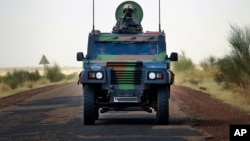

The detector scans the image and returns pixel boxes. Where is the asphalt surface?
[0,83,209,141]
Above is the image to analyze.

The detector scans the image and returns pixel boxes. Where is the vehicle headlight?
[148,72,156,80]
[95,72,103,79]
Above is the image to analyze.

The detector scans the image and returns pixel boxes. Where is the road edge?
[0,82,74,109]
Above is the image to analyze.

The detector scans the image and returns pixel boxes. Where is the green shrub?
[214,24,250,91]
[2,70,41,90]
[172,51,202,85]
[46,63,65,82]
[172,51,194,72]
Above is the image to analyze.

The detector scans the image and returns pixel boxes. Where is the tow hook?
[100,108,109,113]
[144,108,153,113]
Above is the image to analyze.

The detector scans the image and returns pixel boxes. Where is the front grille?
[107,62,142,84]
[110,70,141,84]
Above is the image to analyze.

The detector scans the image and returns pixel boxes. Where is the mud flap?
[168,70,175,85]
[78,71,84,85]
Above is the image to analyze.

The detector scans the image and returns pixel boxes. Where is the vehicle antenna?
[159,0,161,32]
[92,0,95,33]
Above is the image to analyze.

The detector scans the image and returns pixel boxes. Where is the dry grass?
[0,83,11,92]
[0,80,66,99]
[0,67,80,99]
[0,80,39,99]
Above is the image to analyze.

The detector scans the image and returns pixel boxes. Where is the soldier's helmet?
[123,4,134,17]
[123,4,133,10]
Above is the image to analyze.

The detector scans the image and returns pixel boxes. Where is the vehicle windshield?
[95,42,158,55]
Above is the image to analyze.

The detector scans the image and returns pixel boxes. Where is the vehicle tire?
[156,85,169,125]
[83,85,96,125]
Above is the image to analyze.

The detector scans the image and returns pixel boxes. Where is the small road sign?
[39,55,50,84]
[39,55,50,65]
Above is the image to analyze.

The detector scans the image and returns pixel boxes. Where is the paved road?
[0,83,209,141]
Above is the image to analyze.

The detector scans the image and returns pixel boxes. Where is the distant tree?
[228,24,250,75]
[29,70,41,81]
[200,55,217,70]
[172,51,194,72]
[214,55,246,88]
[214,24,250,90]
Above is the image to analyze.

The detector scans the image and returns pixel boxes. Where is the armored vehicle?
[77,1,178,125]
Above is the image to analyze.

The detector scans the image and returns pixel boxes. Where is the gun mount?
[112,1,143,33]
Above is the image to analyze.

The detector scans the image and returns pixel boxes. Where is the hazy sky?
[1,0,250,67]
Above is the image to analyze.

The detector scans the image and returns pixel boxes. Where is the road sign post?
[39,55,50,84]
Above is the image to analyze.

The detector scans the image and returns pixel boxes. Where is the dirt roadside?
[0,83,68,109]
[0,83,249,140]
[171,85,250,140]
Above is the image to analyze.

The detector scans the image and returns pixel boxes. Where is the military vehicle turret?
[77,1,178,125]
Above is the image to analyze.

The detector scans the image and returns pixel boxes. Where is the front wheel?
[156,85,169,125]
[83,85,96,125]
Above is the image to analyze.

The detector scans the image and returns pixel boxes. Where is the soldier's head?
[123,4,134,17]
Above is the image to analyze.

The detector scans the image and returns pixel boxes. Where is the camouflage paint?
[107,62,141,90]
[98,35,158,42]
[99,36,119,42]
[96,53,165,61]
[117,65,135,90]
[96,55,117,60]
[86,33,167,90]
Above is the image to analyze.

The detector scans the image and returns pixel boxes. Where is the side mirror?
[170,52,178,61]
[77,52,84,61]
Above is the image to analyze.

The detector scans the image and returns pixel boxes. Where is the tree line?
[173,24,250,95]
[0,64,68,92]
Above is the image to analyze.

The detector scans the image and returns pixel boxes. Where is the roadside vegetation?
[172,24,250,112]
[0,63,78,98]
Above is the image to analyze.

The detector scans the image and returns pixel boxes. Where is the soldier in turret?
[113,4,142,33]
